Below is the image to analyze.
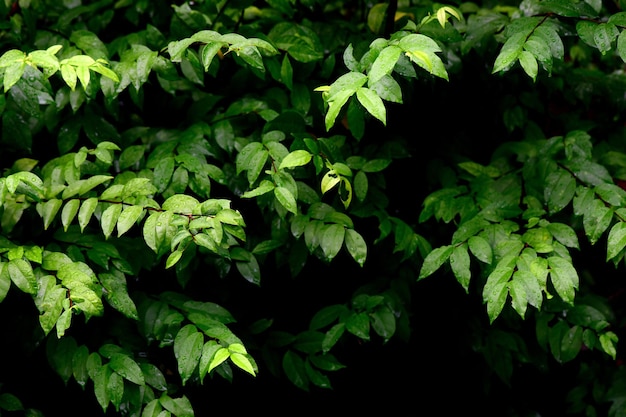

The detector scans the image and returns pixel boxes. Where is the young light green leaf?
[208,347,230,374]
[229,352,256,376]
[356,87,386,125]
[279,150,312,170]
[4,61,26,92]
[165,249,184,269]
[324,89,353,131]
[321,170,341,195]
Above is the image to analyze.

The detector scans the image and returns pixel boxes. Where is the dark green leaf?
[282,350,309,391]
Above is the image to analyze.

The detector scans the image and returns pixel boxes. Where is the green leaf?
[518,50,538,81]
[468,235,492,264]
[166,249,184,269]
[8,258,37,294]
[0,263,10,303]
[328,71,367,100]
[483,255,516,323]
[268,22,324,63]
[546,222,579,249]
[418,245,454,279]
[140,363,168,391]
[548,256,579,304]
[559,325,583,363]
[368,45,402,85]
[62,175,113,199]
[398,34,448,80]
[320,224,345,262]
[40,198,63,230]
[513,268,543,310]
[159,395,194,417]
[162,194,200,215]
[274,186,298,214]
[599,331,618,359]
[370,305,396,342]
[78,197,99,232]
[450,243,471,292]
[109,353,145,386]
[100,272,138,320]
[594,23,619,55]
[174,324,204,385]
[583,199,613,245]
[116,205,144,237]
[607,222,626,261]
[344,229,367,267]
[101,204,123,239]
[233,248,261,285]
[545,170,576,214]
[153,156,175,193]
[493,32,526,73]
[208,346,230,374]
[618,30,626,63]
[61,199,80,232]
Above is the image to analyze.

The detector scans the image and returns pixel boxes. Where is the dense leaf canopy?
[2,0,626,415]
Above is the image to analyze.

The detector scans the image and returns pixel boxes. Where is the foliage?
[2,0,626,415]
